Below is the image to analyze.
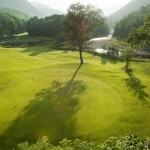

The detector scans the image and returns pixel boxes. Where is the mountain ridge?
[30,1,63,17]
[0,0,63,17]
[107,0,150,28]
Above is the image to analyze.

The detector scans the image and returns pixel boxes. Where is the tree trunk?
[79,41,84,64]
[79,49,84,64]
[125,61,129,71]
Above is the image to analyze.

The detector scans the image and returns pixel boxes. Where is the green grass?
[0,46,150,149]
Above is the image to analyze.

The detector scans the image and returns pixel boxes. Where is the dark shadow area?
[0,36,48,48]
[124,71,150,107]
[90,51,118,65]
[0,64,86,149]
[49,42,75,51]
[1,41,46,48]
[100,56,118,65]
[71,64,83,81]
[21,45,75,56]
[21,47,53,56]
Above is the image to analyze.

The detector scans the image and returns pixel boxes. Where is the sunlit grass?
[14,32,29,37]
[0,45,150,149]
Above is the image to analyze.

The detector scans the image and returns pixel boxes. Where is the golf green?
[0,46,150,149]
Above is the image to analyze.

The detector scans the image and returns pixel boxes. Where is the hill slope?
[107,0,150,28]
[0,0,63,17]
[113,5,150,39]
[0,0,42,16]
[0,7,30,20]
[0,8,30,36]
[30,2,63,17]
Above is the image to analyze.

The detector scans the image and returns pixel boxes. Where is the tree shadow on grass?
[100,56,118,65]
[0,64,86,149]
[124,71,150,107]
[21,47,54,56]
[21,44,74,56]
[22,47,72,56]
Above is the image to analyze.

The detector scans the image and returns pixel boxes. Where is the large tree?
[64,2,104,64]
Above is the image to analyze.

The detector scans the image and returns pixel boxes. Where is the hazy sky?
[28,0,133,16]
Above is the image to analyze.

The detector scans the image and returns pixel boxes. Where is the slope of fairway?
[0,46,150,149]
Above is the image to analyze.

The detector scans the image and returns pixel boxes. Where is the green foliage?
[105,39,134,70]
[113,5,150,39]
[0,8,30,20]
[18,137,94,150]
[98,134,150,150]
[127,16,150,50]
[18,136,51,150]
[121,47,133,71]
[64,2,104,45]
[18,134,150,150]
[27,15,65,41]
[91,22,110,38]
[64,2,104,63]
[0,13,17,37]
[105,38,123,57]
[0,8,27,37]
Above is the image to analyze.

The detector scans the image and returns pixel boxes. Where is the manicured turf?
[0,45,150,149]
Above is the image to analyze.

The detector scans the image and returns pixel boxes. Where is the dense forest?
[26,15,65,41]
[26,15,110,41]
[91,22,110,38]
[113,5,150,39]
[0,8,29,37]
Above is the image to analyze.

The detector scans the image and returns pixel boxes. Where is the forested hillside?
[0,0,41,16]
[107,0,150,28]
[0,8,29,37]
[0,0,63,17]
[113,5,150,39]
[0,8,30,20]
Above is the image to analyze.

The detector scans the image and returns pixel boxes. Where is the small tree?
[64,2,104,64]
[122,47,133,71]
[106,38,121,57]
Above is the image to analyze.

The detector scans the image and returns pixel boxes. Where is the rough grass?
[0,45,150,149]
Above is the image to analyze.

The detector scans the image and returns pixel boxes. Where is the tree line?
[26,15,109,40]
[26,15,65,42]
[0,9,109,41]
